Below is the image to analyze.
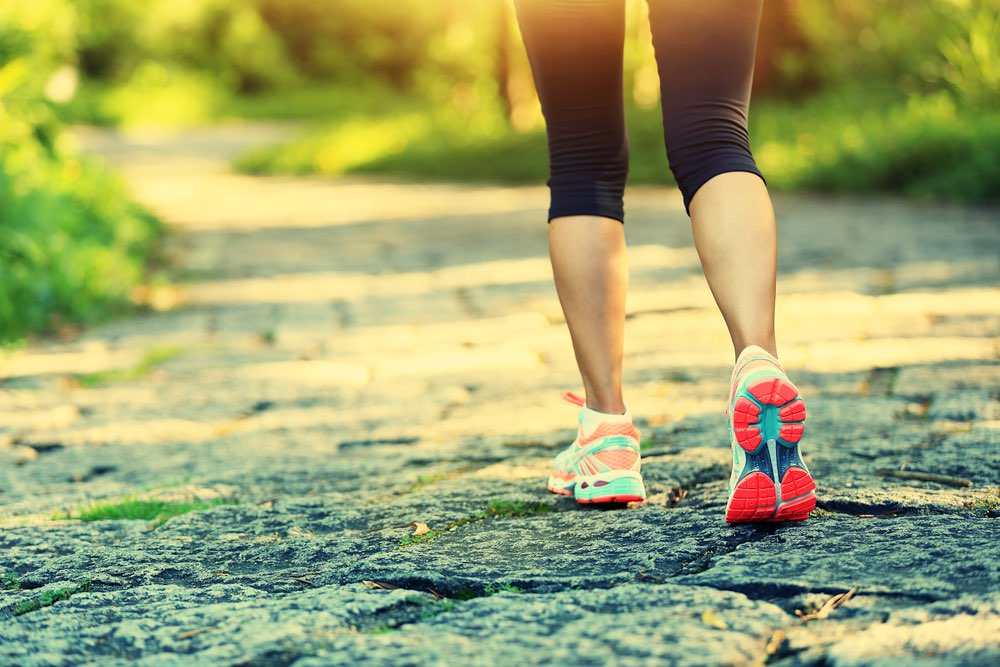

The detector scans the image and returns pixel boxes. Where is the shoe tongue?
[579,404,631,436]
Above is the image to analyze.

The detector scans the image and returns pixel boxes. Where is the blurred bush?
[0,0,162,343]
[232,0,998,204]
[780,0,999,105]
[78,0,298,92]
[754,90,999,203]
[19,0,1000,203]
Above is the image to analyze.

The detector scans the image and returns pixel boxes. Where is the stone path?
[1,126,998,665]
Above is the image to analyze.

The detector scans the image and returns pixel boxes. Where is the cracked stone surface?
[1,126,998,665]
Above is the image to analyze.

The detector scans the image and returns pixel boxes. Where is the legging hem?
[547,205,625,224]
[682,165,766,216]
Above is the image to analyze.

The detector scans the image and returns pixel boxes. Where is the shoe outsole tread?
[726,375,815,523]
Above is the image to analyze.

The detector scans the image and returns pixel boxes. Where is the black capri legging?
[514,0,765,220]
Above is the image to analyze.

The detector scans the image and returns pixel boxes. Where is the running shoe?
[725,345,815,522]
[547,391,646,503]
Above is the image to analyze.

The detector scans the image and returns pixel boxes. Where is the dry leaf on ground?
[795,587,858,621]
[177,626,218,640]
[701,609,729,630]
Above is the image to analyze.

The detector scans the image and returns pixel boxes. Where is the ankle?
[586,402,627,416]
[581,384,625,414]
[584,397,626,415]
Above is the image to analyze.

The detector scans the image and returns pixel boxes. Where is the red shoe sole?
[726,467,816,523]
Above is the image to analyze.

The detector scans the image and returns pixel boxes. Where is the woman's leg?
[513,0,629,414]
[689,172,777,360]
[516,0,645,504]
[647,0,777,361]
[549,216,629,414]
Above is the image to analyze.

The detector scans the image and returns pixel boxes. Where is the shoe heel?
[575,471,646,504]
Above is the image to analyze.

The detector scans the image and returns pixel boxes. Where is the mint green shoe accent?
[573,471,646,503]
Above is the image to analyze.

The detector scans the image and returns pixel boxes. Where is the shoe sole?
[548,471,646,504]
[727,376,815,523]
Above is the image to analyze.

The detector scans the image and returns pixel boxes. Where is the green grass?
[2,573,22,591]
[54,496,236,527]
[482,582,523,596]
[406,471,463,494]
[234,86,1000,205]
[397,532,440,548]
[75,345,183,387]
[451,581,524,600]
[485,499,553,518]
[14,581,92,616]
[398,499,554,548]
[404,594,457,620]
[419,601,455,619]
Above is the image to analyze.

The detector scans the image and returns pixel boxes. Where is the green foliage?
[234,100,521,177]
[59,0,302,127]
[0,0,163,343]
[752,89,1000,203]
[77,0,298,93]
[937,8,1000,108]
[237,85,1000,205]
[221,85,406,122]
[229,0,1000,204]
[786,0,1000,105]
[255,0,441,88]
[14,581,92,616]
[55,496,236,526]
[60,1,508,127]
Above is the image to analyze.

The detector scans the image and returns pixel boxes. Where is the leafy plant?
[0,0,163,343]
